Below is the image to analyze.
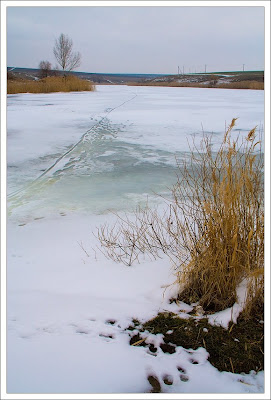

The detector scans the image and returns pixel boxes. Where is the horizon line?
[7,67,265,76]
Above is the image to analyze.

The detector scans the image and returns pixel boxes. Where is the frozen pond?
[6,85,265,394]
[7,85,264,221]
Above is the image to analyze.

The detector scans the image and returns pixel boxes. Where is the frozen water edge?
[6,85,264,395]
[7,85,264,217]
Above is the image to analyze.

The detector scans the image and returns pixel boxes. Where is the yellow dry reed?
[171,121,264,312]
[7,76,95,94]
[128,80,264,90]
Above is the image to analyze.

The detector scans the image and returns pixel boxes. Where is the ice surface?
[8,85,264,219]
[6,85,264,395]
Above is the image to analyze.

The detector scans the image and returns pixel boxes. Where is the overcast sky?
[6,4,265,74]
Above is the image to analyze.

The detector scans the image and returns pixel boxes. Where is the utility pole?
[178,66,180,75]
[183,65,184,75]
[243,64,245,72]
[205,64,207,73]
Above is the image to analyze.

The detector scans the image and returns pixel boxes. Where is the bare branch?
[53,33,81,72]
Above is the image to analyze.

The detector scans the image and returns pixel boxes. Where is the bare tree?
[53,33,81,72]
[39,60,52,78]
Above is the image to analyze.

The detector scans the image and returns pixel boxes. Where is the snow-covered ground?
[6,85,265,396]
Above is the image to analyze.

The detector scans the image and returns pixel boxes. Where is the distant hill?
[142,70,264,84]
[7,67,264,89]
[7,67,166,84]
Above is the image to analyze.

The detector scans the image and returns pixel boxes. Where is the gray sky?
[6,5,265,74]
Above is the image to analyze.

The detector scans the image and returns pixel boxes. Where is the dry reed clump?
[97,119,264,314]
[171,121,264,313]
[217,80,264,90]
[128,81,264,90]
[7,76,95,94]
[128,81,205,88]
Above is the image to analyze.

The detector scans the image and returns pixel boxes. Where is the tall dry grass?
[217,80,264,90]
[97,120,264,314]
[171,120,264,312]
[7,76,95,94]
[128,81,264,90]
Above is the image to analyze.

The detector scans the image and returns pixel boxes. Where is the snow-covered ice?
[5,85,265,396]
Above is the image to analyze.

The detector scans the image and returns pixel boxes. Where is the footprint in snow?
[99,333,115,341]
[163,374,174,385]
[179,374,189,382]
[70,322,91,335]
[147,373,175,393]
[189,358,199,365]
[76,328,90,335]
[105,319,117,325]
[147,365,190,392]
[177,366,186,374]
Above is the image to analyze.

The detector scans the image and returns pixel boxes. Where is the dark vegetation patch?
[130,333,147,347]
[178,285,236,312]
[160,342,176,354]
[127,311,264,374]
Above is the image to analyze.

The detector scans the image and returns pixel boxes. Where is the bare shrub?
[97,207,173,266]
[96,120,264,313]
[39,60,52,78]
[208,74,219,87]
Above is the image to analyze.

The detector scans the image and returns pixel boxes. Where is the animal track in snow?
[189,358,199,364]
[99,333,115,341]
[177,366,186,374]
[179,374,189,382]
[76,328,91,335]
[71,318,122,342]
[105,319,117,325]
[163,374,174,385]
[177,366,189,382]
